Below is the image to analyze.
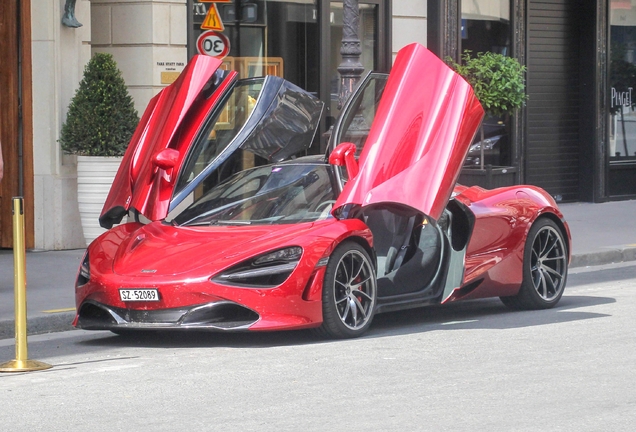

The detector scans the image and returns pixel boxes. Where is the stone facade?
[31,0,92,249]
[91,0,188,114]
[392,0,427,59]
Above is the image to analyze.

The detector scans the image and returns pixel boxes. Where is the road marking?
[42,307,76,314]
[440,319,478,326]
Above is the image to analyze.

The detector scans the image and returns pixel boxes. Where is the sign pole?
[0,197,52,372]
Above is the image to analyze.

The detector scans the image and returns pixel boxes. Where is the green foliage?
[60,53,139,156]
[449,51,528,117]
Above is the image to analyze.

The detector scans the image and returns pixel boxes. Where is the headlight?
[253,247,302,265]
[77,251,90,287]
[213,247,303,288]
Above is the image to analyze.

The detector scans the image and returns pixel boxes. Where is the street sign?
[201,3,224,31]
[199,0,232,2]
[196,30,231,59]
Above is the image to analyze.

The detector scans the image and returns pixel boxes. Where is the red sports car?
[73,43,571,338]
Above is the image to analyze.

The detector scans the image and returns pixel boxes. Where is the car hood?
[100,55,324,229]
[332,43,484,221]
[110,221,324,277]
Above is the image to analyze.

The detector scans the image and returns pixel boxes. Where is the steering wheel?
[315,200,337,219]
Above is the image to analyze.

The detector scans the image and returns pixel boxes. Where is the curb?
[2,251,636,340]
[570,247,636,268]
[0,313,76,340]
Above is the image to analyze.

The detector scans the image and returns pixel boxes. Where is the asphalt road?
[1,262,635,431]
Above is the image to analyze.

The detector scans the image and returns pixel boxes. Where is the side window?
[175,78,266,197]
[334,75,388,156]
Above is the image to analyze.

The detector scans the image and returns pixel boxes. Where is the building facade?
[0,0,633,250]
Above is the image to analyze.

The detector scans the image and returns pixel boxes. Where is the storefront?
[186,0,392,152]
[14,1,636,250]
[429,0,636,202]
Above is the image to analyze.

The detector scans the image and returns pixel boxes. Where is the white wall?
[31,0,91,249]
[91,0,188,115]
[392,0,428,62]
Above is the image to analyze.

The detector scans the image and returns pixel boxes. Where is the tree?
[60,53,139,156]
[449,51,527,168]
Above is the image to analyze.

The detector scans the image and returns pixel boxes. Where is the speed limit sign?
[196,31,230,59]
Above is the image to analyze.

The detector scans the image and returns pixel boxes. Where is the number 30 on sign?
[197,30,230,59]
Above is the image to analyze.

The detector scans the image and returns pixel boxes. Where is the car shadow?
[76,294,614,349]
[366,295,613,339]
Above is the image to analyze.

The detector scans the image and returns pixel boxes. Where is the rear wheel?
[315,242,377,339]
[501,218,568,310]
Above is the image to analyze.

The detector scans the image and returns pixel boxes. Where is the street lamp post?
[337,0,364,110]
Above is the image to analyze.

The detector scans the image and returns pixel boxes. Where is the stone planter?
[76,156,123,246]
[458,165,518,189]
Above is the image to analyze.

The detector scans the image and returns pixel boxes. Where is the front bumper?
[75,299,260,331]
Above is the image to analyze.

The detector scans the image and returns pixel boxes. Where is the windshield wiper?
[215,220,252,225]
[182,219,253,226]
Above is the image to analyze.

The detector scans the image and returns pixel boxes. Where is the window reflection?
[610,4,636,161]
[461,0,512,167]
[461,0,510,55]
[329,3,378,117]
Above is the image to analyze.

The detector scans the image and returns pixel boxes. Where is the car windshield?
[172,163,338,226]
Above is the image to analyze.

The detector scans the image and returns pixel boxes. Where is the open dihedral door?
[100,55,232,228]
[330,43,484,301]
[100,55,324,229]
[332,43,484,222]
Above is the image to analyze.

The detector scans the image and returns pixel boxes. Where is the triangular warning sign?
[201,4,225,31]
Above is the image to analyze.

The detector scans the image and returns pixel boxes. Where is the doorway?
[0,0,34,248]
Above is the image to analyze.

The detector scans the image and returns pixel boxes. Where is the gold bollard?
[0,197,52,372]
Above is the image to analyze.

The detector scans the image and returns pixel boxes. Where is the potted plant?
[60,53,139,245]
[449,51,527,188]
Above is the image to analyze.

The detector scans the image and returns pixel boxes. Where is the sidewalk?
[1,200,635,339]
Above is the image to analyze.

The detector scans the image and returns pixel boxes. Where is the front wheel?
[501,218,568,310]
[316,242,377,339]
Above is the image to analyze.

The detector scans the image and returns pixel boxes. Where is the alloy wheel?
[530,225,567,301]
[333,249,376,331]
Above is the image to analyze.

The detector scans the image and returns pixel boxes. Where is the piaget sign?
[612,87,633,108]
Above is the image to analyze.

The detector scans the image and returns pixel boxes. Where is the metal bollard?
[0,197,52,372]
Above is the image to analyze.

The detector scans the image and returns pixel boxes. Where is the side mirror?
[153,148,180,170]
[328,142,359,179]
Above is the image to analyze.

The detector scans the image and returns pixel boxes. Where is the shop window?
[190,1,319,95]
[608,1,636,197]
[461,0,512,167]
[188,1,387,156]
[461,0,510,55]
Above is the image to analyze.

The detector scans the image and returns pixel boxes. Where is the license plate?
[119,288,160,302]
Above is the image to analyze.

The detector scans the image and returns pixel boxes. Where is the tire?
[315,241,377,339]
[500,218,568,310]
